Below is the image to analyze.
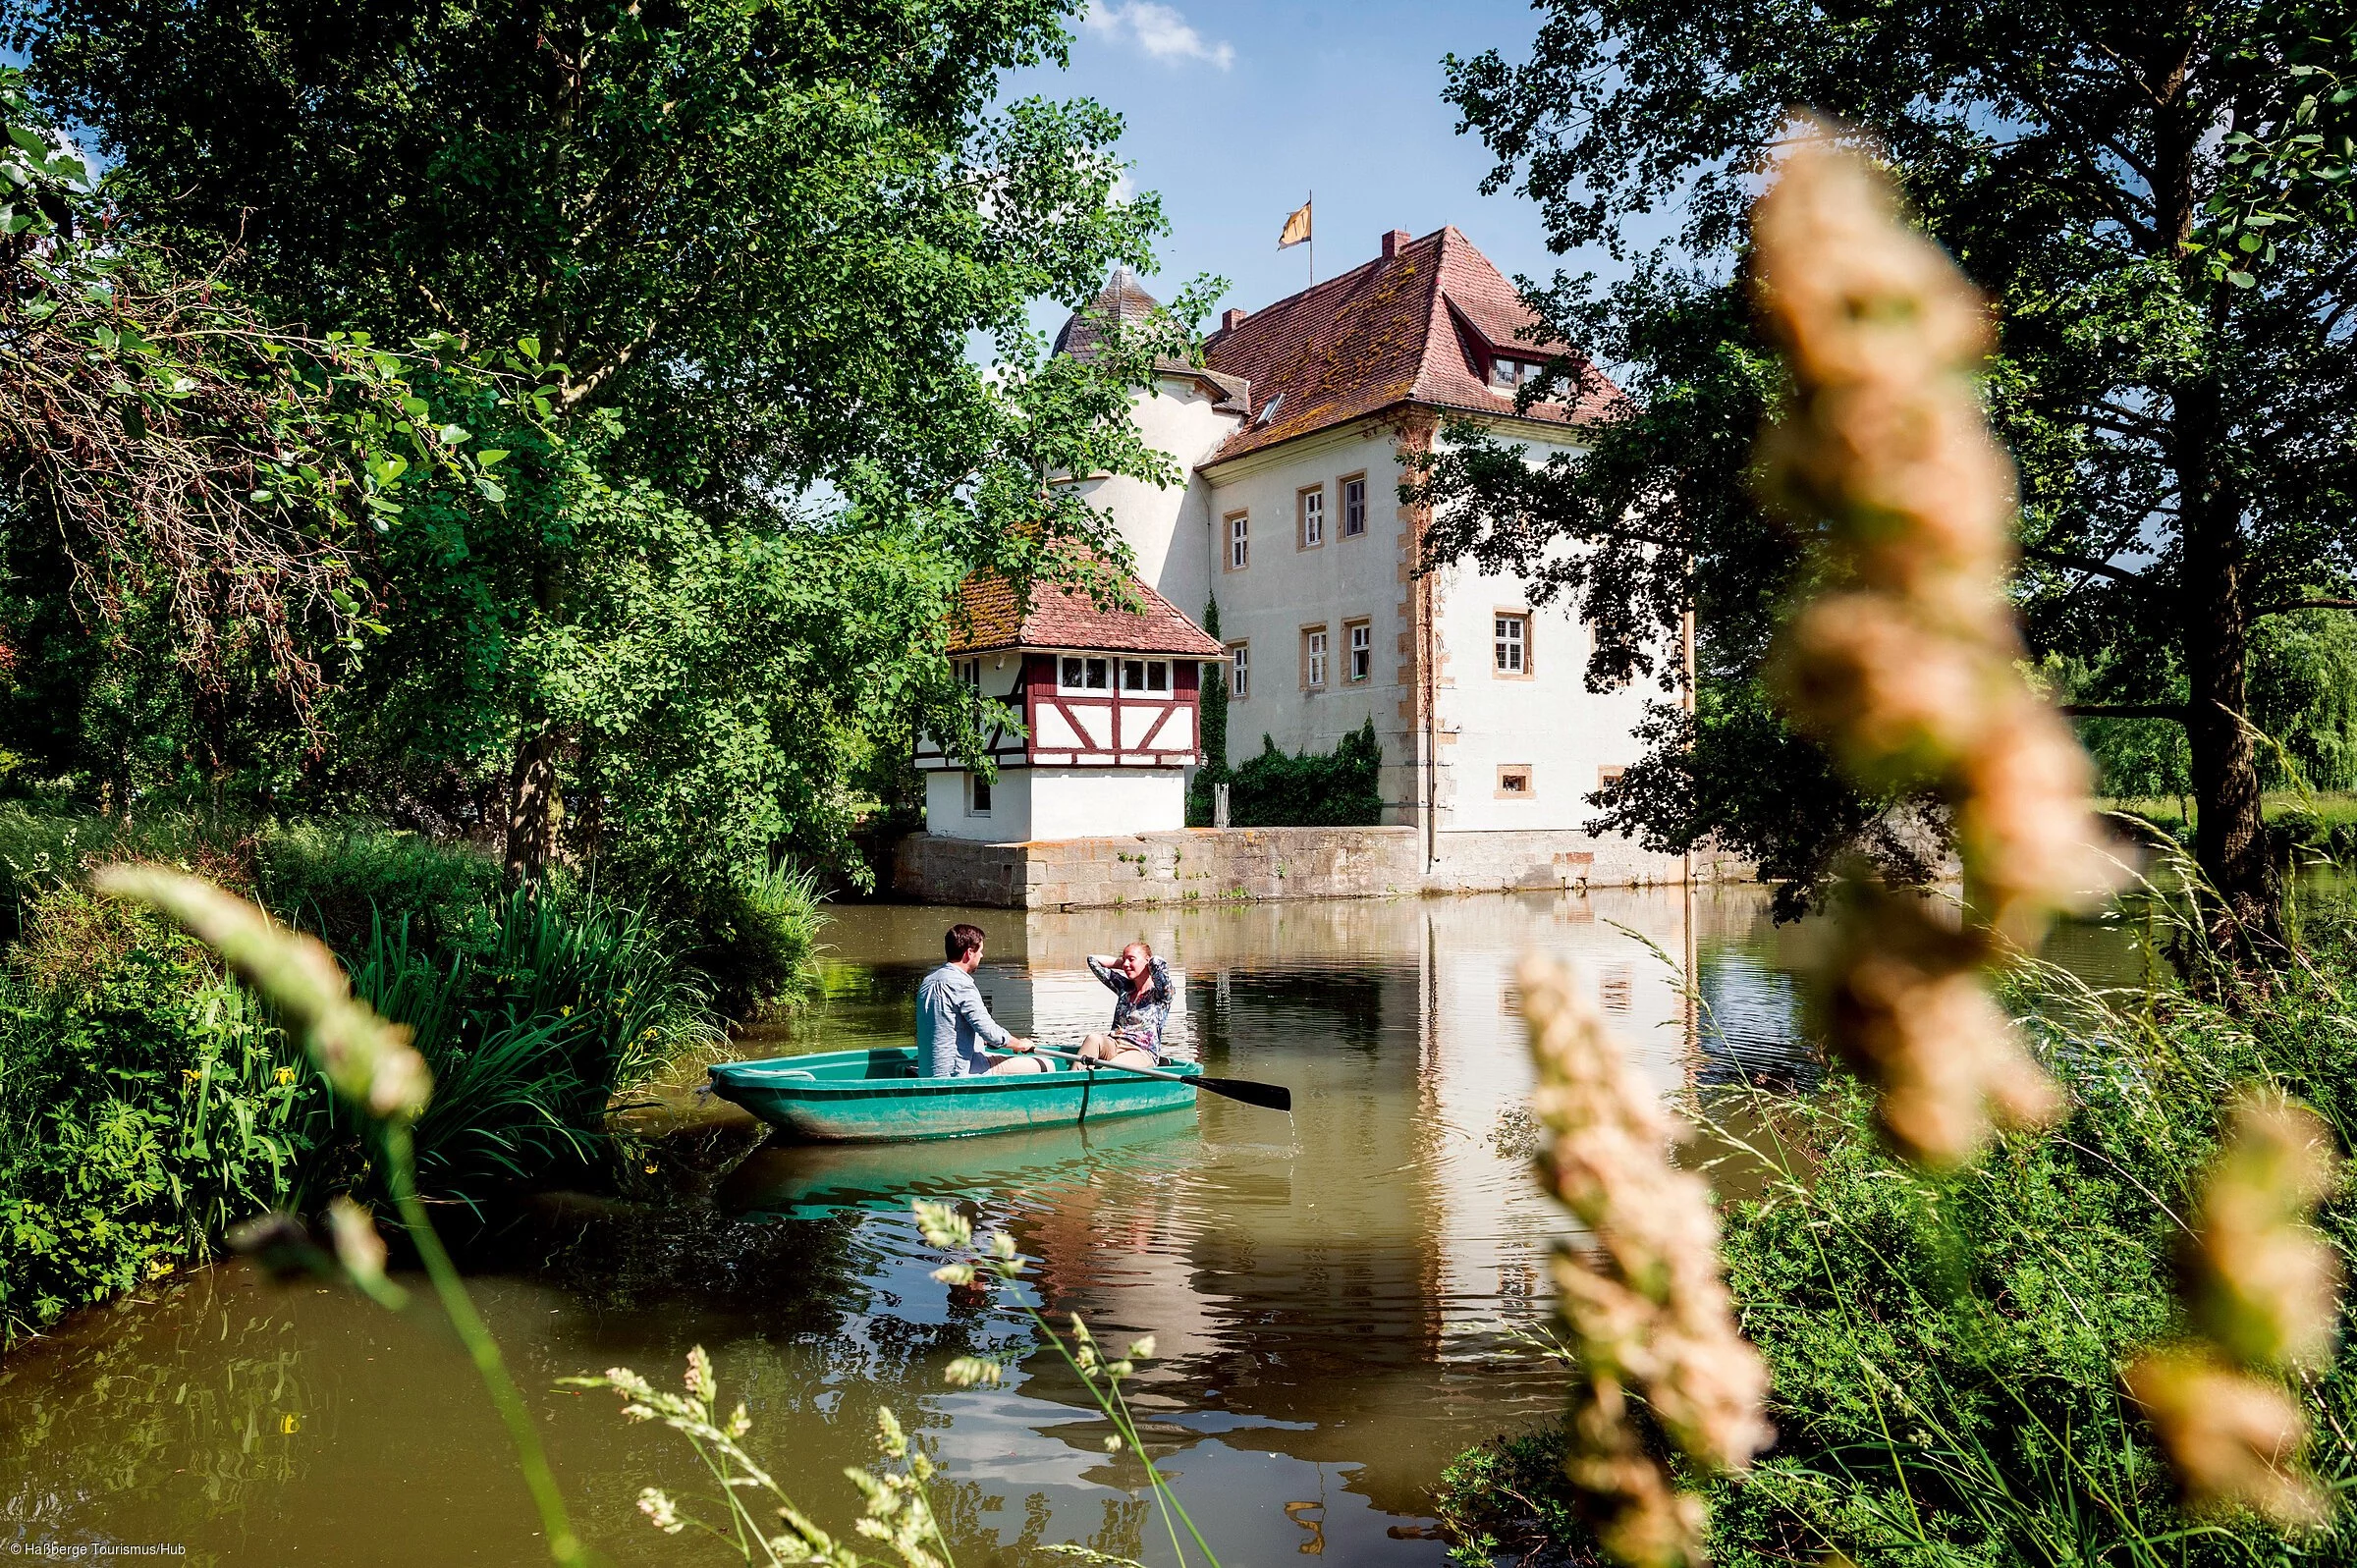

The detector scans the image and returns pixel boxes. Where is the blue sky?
[1004,0,1625,337]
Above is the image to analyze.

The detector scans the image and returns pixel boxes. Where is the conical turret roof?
[1052,266,1163,360]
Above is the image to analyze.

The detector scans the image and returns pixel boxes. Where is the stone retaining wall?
[893,827,1750,910]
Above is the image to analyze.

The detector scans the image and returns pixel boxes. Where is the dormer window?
[1490,355,1543,392]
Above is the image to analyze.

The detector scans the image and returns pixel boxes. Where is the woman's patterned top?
[1086,953,1175,1056]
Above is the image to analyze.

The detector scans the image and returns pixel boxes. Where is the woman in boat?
[1076,942,1174,1070]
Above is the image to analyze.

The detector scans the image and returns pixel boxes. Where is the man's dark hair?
[946,923,987,962]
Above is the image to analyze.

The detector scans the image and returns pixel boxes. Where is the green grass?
[2103,788,2357,836]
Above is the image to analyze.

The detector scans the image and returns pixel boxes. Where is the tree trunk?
[2176,381,2276,947]
[503,727,562,891]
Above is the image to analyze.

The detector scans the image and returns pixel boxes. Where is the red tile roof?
[949,569,1224,658]
[1199,226,1621,465]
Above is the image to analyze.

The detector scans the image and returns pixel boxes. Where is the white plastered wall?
[1194,422,1413,804]
[1069,372,1240,621]
[1427,424,1667,835]
[923,766,1185,842]
[924,768,1033,842]
[1027,769,1186,838]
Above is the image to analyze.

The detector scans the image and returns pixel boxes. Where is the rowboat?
[705,1046,1203,1143]
[717,1110,1198,1218]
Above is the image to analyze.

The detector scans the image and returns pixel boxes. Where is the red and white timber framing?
[914,652,1201,771]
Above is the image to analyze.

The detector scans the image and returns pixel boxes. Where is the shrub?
[670,860,827,1017]
[1219,718,1385,828]
[0,811,737,1338]
[0,887,325,1343]
[1430,1425,1596,1567]
[250,819,503,953]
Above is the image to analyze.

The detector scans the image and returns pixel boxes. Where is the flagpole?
[1308,190,1314,286]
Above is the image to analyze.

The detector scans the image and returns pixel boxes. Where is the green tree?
[0,68,504,805]
[1420,0,2357,930]
[11,0,1191,887]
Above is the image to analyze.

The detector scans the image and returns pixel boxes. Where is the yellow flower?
[274,1065,296,1085]
[560,1004,573,1018]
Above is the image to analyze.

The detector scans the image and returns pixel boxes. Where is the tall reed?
[1518,955,1771,1568]
[1743,123,2345,1532]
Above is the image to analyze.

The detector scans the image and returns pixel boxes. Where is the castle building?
[918,227,1685,891]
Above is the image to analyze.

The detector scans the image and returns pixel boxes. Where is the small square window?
[1494,614,1528,676]
[1085,658,1108,688]
[1302,626,1329,690]
[1227,512,1249,570]
[969,773,993,816]
[1122,658,1146,690]
[1342,474,1367,537]
[1345,621,1371,682]
[1146,661,1168,692]
[1298,486,1325,548]
[1229,642,1250,699]
[1599,765,1627,788]
[1496,764,1534,798]
[1061,657,1083,689]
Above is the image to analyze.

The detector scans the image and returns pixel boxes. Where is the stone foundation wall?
[894,827,1752,910]
[1425,830,1750,892]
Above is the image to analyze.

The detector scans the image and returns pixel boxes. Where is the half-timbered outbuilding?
[917,571,1224,841]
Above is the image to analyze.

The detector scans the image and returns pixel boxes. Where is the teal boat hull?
[705,1046,1201,1143]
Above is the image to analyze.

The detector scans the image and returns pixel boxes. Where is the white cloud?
[1082,2,1235,71]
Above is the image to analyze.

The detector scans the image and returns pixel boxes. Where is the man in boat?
[917,923,1047,1077]
[1075,942,1174,1071]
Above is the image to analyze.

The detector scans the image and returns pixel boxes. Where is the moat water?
[1,887,2158,1566]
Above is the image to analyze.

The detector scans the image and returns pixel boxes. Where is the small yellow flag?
[1278,198,1312,250]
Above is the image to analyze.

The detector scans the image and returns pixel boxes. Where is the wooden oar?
[1032,1046,1291,1112]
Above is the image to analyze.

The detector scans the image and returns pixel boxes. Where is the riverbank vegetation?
[1438,888,2357,1564]
[0,809,799,1344]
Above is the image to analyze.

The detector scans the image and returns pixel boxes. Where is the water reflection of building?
[914,888,1737,1516]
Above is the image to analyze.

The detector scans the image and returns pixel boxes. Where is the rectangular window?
[1598,765,1627,788]
[1060,656,1083,689]
[957,657,981,691]
[1119,659,1167,692]
[1345,620,1371,682]
[1494,613,1528,676]
[1302,625,1329,690]
[1298,486,1325,548]
[1491,356,1538,391]
[1341,474,1367,537]
[1496,764,1534,798]
[1085,657,1108,689]
[969,772,993,816]
[1227,512,1249,570]
[1229,642,1250,699]
[1146,661,1168,692]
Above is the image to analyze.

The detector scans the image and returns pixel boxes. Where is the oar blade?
[1196,1075,1291,1112]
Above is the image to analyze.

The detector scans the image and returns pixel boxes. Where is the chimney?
[1221,307,1246,332]
[1382,229,1412,260]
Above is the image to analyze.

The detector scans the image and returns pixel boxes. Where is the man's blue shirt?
[914,962,1014,1077]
